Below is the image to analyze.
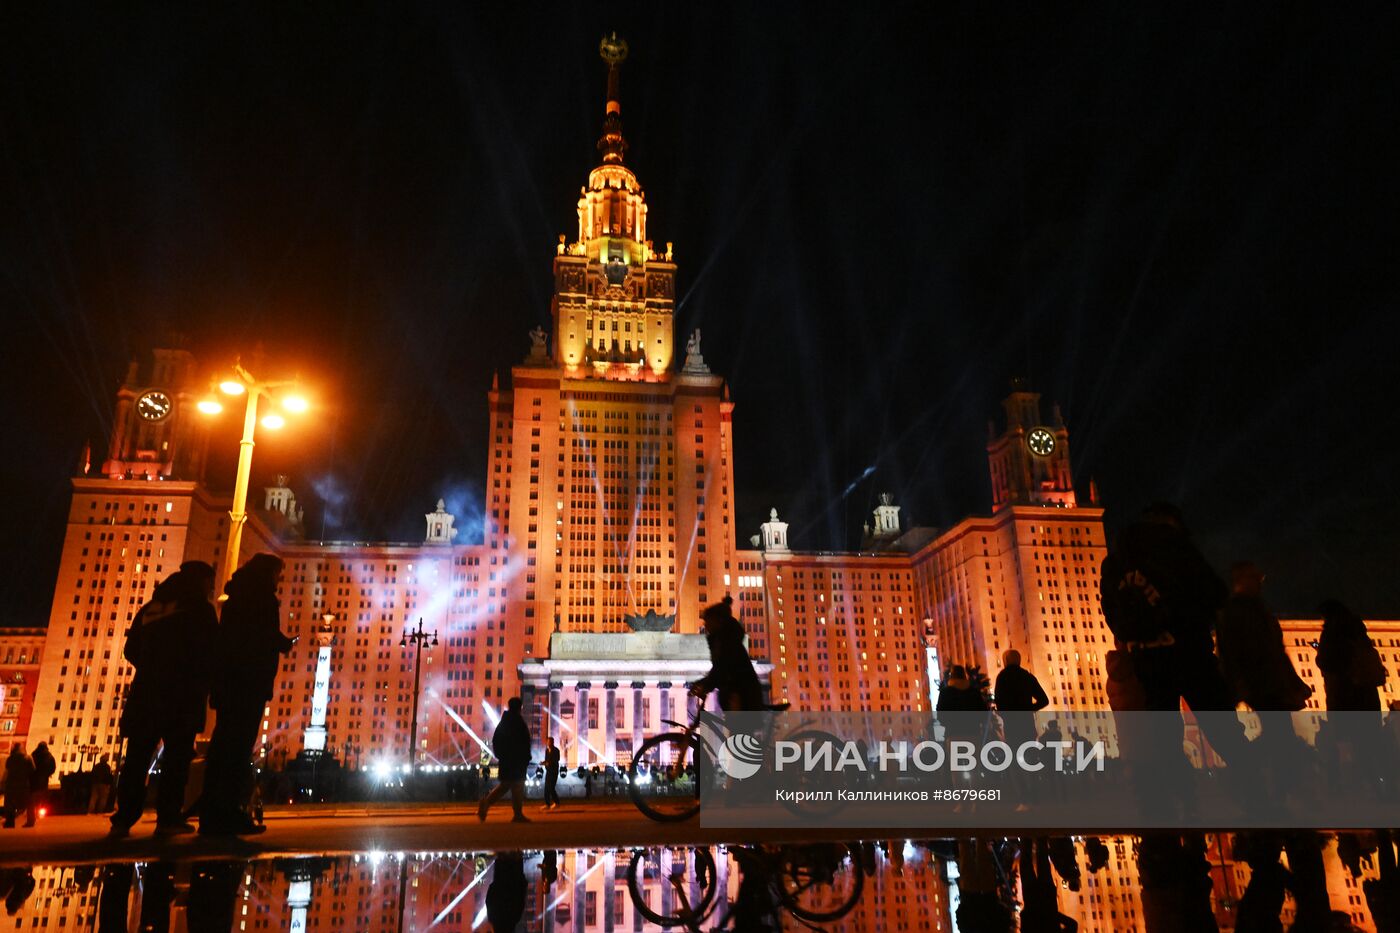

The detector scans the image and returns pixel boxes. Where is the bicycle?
[627,698,850,823]
[625,842,866,930]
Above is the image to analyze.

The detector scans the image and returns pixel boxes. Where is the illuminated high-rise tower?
[491,33,736,677]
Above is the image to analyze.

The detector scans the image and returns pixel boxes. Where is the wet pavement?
[0,819,1393,931]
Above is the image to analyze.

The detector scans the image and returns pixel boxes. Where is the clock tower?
[100,346,210,481]
[986,380,1075,511]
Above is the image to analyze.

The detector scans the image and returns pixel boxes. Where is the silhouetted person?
[110,561,218,837]
[994,650,1049,747]
[138,862,176,933]
[542,737,561,809]
[0,868,35,917]
[186,860,243,931]
[1100,503,1249,772]
[691,596,765,712]
[88,756,113,814]
[1316,599,1385,788]
[541,849,558,889]
[1218,562,1312,713]
[97,864,134,933]
[202,553,292,835]
[28,743,53,818]
[1218,562,1313,801]
[484,852,526,933]
[478,697,530,823]
[937,665,989,739]
[1317,600,1385,713]
[2,745,34,828]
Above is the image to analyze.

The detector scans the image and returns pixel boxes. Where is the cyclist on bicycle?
[690,596,766,712]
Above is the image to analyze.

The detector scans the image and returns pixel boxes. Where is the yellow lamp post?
[198,361,309,595]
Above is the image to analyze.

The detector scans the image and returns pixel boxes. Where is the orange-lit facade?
[20,40,1399,804]
[0,627,44,749]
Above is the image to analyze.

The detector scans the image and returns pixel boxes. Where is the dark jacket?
[1217,594,1311,711]
[491,709,531,781]
[122,581,219,734]
[695,604,765,712]
[995,665,1049,743]
[994,666,1050,713]
[1100,520,1227,654]
[28,745,54,792]
[544,745,561,773]
[937,676,989,741]
[1317,607,1382,713]
[212,560,293,710]
[3,750,33,808]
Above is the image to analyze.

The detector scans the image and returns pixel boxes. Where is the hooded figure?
[200,553,292,835]
[691,597,765,713]
[2,745,34,828]
[109,561,217,836]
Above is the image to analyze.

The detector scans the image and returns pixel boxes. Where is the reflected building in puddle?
[3,833,1392,931]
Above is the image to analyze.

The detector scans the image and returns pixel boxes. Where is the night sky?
[3,4,1397,621]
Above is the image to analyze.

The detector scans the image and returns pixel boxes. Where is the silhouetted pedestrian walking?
[478,697,531,823]
[110,561,218,837]
[2,745,34,828]
[201,554,293,836]
[542,736,561,809]
[485,852,526,932]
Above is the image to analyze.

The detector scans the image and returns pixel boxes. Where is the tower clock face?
[136,390,173,422]
[1027,427,1056,457]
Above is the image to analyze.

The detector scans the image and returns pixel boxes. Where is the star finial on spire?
[597,33,629,164]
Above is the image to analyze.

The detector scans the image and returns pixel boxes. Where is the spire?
[597,33,629,164]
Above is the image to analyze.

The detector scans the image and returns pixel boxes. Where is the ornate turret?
[551,36,677,378]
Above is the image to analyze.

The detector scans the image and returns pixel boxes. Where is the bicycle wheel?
[776,842,866,923]
[625,846,719,927]
[629,731,705,822]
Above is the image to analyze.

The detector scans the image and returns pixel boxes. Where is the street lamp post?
[400,618,438,775]
[198,361,309,594]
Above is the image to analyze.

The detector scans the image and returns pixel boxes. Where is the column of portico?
[631,681,645,753]
[657,681,672,730]
[573,849,588,933]
[604,681,618,765]
[603,850,616,929]
[548,681,562,742]
[575,681,591,768]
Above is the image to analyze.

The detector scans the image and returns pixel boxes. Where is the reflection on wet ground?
[2,833,1395,931]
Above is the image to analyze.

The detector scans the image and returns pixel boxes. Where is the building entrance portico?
[518,626,772,769]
